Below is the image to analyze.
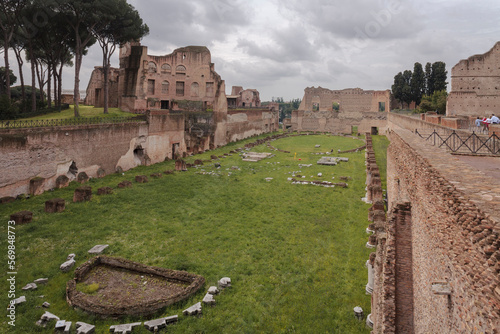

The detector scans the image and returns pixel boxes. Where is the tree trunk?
[13,47,26,110]
[30,49,36,113]
[47,64,52,108]
[53,68,58,108]
[58,62,64,111]
[3,30,11,101]
[74,51,82,117]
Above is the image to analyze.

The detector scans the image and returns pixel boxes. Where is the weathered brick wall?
[226,109,279,142]
[384,128,500,333]
[448,42,500,117]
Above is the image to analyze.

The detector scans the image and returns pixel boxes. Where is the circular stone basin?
[66,256,205,317]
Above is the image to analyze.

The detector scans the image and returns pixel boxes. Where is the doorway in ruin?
[95,89,102,107]
[172,143,180,160]
[133,146,145,165]
[68,161,78,177]
[311,95,321,111]
[161,100,170,110]
[378,102,386,112]
[371,127,379,135]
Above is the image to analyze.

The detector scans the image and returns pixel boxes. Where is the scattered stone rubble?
[317,157,349,166]
[60,254,76,272]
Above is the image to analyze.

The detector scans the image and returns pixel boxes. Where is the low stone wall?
[66,256,205,317]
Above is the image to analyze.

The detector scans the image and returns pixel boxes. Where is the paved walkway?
[395,128,500,226]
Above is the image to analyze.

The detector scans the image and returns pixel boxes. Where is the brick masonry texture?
[383,125,500,333]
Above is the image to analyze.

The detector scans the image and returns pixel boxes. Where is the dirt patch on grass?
[67,256,205,317]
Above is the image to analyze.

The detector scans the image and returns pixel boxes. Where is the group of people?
[475,114,500,131]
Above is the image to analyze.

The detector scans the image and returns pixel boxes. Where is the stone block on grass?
[96,168,106,178]
[73,186,92,203]
[97,187,113,195]
[1,196,16,204]
[77,172,89,184]
[118,181,132,188]
[55,175,70,189]
[30,177,45,196]
[88,244,109,255]
[109,322,142,333]
[76,321,95,334]
[202,293,216,305]
[45,198,65,213]
[175,159,187,171]
[135,175,148,183]
[183,302,202,316]
[144,315,178,332]
[10,211,33,224]
[60,259,75,272]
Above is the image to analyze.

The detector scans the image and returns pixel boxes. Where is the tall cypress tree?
[411,62,425,105]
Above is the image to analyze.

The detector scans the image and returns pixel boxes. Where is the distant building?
[447,41,500,117]
[227,86,261,108]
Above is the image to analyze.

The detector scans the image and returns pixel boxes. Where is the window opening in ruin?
[191,82,199,97]
[68,161,78,177]
[176,65,186,75]
[161,63,171,72]
[161,100,169,109]
[176,81,185,96]
[162,81,169,94]
[134,146,145,165]
[148,62,157,73]
[148,79,155,95]
[379,102,386,112]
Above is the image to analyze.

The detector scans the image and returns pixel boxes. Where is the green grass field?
[18,105,135,121]
[0,133,388,333]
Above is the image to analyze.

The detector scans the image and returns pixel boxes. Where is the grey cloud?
[277,0,424,41]
[236,24,320,62]
[128,0,253,52]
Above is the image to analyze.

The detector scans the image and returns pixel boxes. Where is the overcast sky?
[7,0,500,102]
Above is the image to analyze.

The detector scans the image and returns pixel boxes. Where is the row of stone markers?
[361,133,387,329]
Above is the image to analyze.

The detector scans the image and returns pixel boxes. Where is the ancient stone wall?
[0,112,186,198]
[84,67,120,108]
[226,109,279,142]
[448,41,500,117]
[298,87,391,113]
[291,110,387,134]
[375,126,500,333]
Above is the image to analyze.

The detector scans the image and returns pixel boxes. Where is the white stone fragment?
[88,244,109,254]
[60,259,76,272]
[208,286,219,295]
[22,283,37,290]
[203,293,216,305]
[183,302,202,316]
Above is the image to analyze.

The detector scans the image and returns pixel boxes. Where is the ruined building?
[84,67,120,108]
[291,87,391,133]
[447,41,500,117]
[227,86,261,108]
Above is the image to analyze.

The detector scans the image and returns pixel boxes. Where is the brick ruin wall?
[370,123,500,333]
[84,67,120,108]
[291,110,387,134]
[298,87,391,113]
[226,109,279,142]
[0,107,277,198]
[447,41,500,117]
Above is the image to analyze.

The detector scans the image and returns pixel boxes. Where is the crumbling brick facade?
[291,87,390,134]
[84,67,120,108]
[369,124,500,333]
[227,86,261,108]
[447,41,500,117]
